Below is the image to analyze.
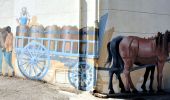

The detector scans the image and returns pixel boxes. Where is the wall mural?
[1,6,170,98]
[0,26,14,77]
[14,7,108,91]
[104,31,170,94]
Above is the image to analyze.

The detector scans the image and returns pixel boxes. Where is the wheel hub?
[30,57,37,64]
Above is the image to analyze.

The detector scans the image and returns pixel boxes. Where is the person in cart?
[3,26,14,77]
[16,7,30,26]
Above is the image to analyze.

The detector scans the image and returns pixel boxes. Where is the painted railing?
[15,36,99,59]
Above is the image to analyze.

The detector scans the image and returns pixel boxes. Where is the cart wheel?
[17,41,50,80]
[68,62,95,91]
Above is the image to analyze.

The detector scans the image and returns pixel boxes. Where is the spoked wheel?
[17,41,50,80]
[68,62,95,91]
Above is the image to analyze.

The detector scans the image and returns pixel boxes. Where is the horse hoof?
[157,89,165,93]
[141,86,147,93]
[109,90,115,94]
[124,90,131,94]
[120,89,126,93]
[142,89,147,93]
[132,89,138,93]
[149,89,154,93]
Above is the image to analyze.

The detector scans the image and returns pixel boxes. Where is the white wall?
[100,0,170,36]
[98,0,170,92]
[0,0,14,27]
[80,0,96,28]
[0,0,80,35]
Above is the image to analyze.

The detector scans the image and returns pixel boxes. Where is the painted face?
[21,7,27,15]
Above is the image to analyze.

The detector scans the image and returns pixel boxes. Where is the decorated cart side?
[15,30,98,91]
[14,12,108,91]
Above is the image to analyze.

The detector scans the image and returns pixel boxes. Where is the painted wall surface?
[0,0,80,89]
[1,0,170,93]
[0,0,97,91]
[97,0,170,93]
[0,0,80,34]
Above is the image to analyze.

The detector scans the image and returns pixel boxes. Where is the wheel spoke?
[35,45,40,58]
[21,58,30,61]
[37,62,46,71]
[19,61,28,66]
[23,52,31,58]
[35,63,43,72]
[37,58,46,62]
[32,64,38,76]
[36,45,43,58]
[29,65,33,76]
[71,73,78,78]
[24,63,30,72]
[26,48,33,58]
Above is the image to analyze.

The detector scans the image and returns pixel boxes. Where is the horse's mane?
[143,32,163,48]
[155,32,163,48]
[163,30,169,56]
[153,31,169,56]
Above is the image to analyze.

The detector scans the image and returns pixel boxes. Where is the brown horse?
[119,31,170,92]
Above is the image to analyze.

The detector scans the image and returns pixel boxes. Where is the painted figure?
[4,26,14,76]
[141,32,164,93]
[16,7,30,26]
[106,32,169,93]
[0,27,8,75]
[118,31,170,93]
[105,36,125,94]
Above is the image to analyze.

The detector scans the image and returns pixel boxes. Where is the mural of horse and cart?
[1,12,170,96]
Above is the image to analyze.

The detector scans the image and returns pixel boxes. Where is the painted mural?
[1,2,170,98]
[14,7,101,91]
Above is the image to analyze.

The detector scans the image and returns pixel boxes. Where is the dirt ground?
[0,76,103,100]
[1,76,170,100]
[0,76,73,100]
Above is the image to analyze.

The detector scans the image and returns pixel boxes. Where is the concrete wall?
[96,0,170,93]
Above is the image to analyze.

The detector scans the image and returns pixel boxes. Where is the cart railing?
[15,36,99,59]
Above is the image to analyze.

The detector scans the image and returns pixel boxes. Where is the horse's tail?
[105,42,112,67]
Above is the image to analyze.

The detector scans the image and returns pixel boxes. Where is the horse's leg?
[141,67,150,92]
[123,59,137,93]
[149,66,155,92]
[128,72,138,93]
[115,72,125,93]
[157,62,164,92]
[108,70,115,94]
[123,62,131,93]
